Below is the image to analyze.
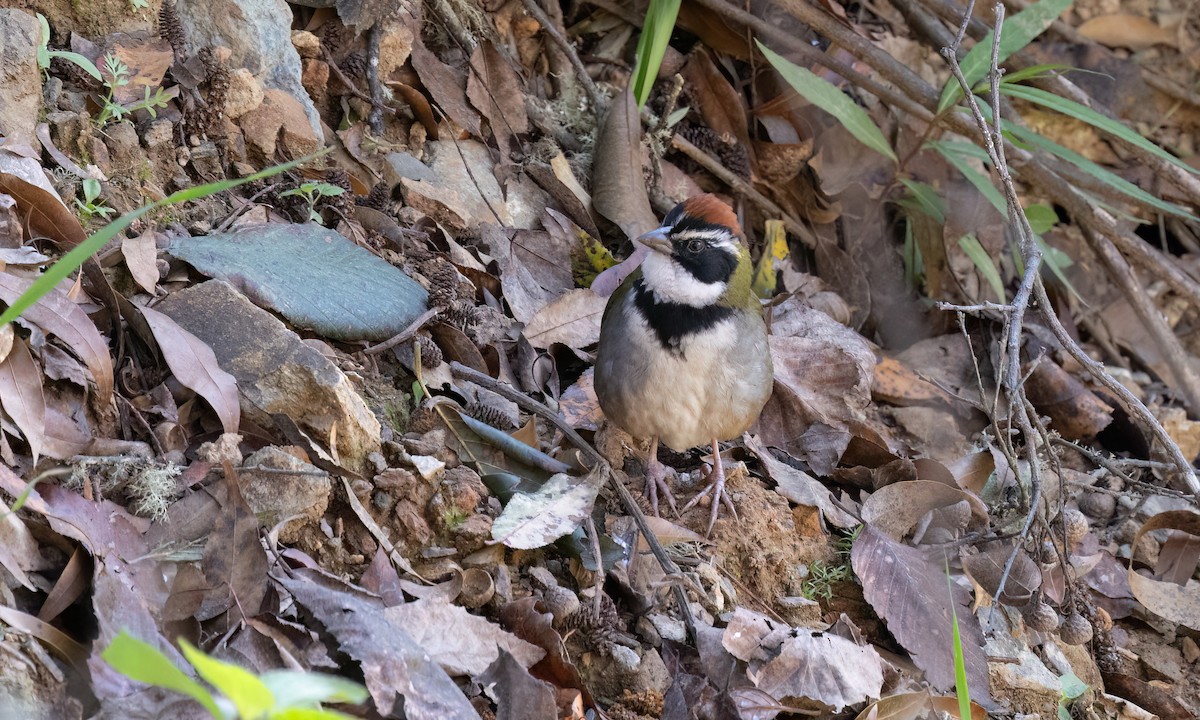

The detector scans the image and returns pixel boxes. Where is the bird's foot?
[681,442,738,536]
[644,452,678,517]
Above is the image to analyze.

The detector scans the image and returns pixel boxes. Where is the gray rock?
[155,280,382,473]
[176,0,320,136]
[241,446,331,543]
[0,10,42,144]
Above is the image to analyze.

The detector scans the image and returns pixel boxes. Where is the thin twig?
[362,308,440,356]
[522,0,605,112]
[670,134,816,246]
[448,361,698,640]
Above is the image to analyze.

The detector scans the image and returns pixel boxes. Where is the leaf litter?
[0,0,1198,717]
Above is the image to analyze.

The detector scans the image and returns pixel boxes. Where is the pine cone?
[158,2,186,59]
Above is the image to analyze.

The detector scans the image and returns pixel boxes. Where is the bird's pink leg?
[644,436,678,516]
[681,438,739,536]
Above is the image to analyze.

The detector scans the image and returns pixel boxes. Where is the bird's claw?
[645,455,679,517]
[681,446,738,536]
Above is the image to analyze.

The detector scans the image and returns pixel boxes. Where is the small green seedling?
[128,0,150,10]
[279,182,345,225]
[1058,671,1088,720]
[103,631,368,719]
[35,13,102,82]
[94,54,174,127]
[75,178,114,221]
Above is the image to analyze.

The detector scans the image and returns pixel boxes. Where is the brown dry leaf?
[122,231,161,296]
[483,225,572,324]
[853,689,987,720]
[0,151,88,248]
[681,49,751,154]
[410,34,480,137]
[1078,14,1177,50]
[872,356,955,406]
[140,304,240,434]
[745,434,857,528]
[1024,360,1112,440]
[850,525,990,700]
[37,546,91,622]
[860,480,987,542]
[277,567,480,717]
[962,542,1042,605]
[523,289,605,349]
[385,598,544,675]
[197,470,268,625]
[0,494,39,590]
[466,41,529,157]
[0,605,88,666]
[0,323,11,365]
[1128,510,1200,629]
[754,630,885,712]
[591,87,658,242]
[636,514,707,549]
[478,650,557,720]
[755,307,875,474]
[496,597,593,709]
[0,336,46,462]
[112,39,175,104]
[945,451,995,494]
[0,272,113,404]
[560,369,602,431]
[388,81,440,140]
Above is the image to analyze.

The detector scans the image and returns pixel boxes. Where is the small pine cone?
[1024,602,1059,632]
[407,404,441,435]
[1060,611,1094,645]
[324,168,353,215]
[200,48,230,135]
[561,593,620,654]
[358,181,391,211]
[420,258,460,310]
[416,334,443,368]
[465,401,510,429]
[1062,508,1089,549]
[340,52,368,80]
[158,2,186,59]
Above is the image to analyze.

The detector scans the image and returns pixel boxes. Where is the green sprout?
[34,14,102,82]
[279,182,345,225]
[75,178,114,221]
[94,54,174,127]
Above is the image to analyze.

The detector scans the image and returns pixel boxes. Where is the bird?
[594,194,774,535]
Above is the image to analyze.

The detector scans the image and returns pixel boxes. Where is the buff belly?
[595,294,773,452]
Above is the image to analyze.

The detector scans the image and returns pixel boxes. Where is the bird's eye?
[686,240,705,253]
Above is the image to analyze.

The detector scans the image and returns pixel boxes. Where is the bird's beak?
[636,227,673,255]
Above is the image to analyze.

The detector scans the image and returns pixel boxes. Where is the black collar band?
[633,279,733,355]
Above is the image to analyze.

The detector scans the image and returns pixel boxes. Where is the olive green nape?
[717,243,756,310]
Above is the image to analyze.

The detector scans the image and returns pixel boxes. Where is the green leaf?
[998,63,1073,86]
[50,51,102,81]
[1003,123,1195,219]
[258,670,368,709]
[101,632,223,719]
[270,709,358,720]
[180,639,274,720]
[0,153,322,329]
[958,233,1006,302]
[897,178,946,223]
[758,41,896,162]
[929,140,1007,215]
[1024,203,1057,234]
[1060,671,1088,701]
[937,0,1073,113]
[1000,83,1196,174]
[949,571,972,720]
[631,0,681,108]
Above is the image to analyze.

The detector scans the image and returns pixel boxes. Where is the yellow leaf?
[752,219,788,298]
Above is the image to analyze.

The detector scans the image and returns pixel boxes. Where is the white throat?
[639,252,726,307]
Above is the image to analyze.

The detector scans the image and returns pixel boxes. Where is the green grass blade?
[1003,123,1195,219]
[0,153,323,329]
[631,0,681,108]
[930,140,1007,214]
[937,0,1072,113]
[758,41,896,162]
[958,233,1006,302]
[945,565,972,720]
[897,178,947,222]
[1001,83,1196,174]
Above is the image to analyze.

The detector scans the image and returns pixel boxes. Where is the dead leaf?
[1024,360,1112,440]
[861,481,987,542]
[479,650,557,720]
[140,305,240,434]
[122,231,161,295]
[466,41,529,157]
[0,336,46,462]
[1128,510,1200,629]
[410,33,480,137]
[681,49,752,154]
[962,542,1042,605]
[523,289,605,349]
[1078,14,1177,50]
[754,630,884,712]
[872,356,955,406]
[491,469,603,549]
[851,525,990,701]
[560,369,602,431]
[111,38,175,105]
[591,87,657,241]
[196,470,268,625]
[0,272,113,404]
[0,150,87,248]
[276,567,480,717]
[0,494,39,590]
[853,689,987,720]
[745,434,858,528]
[0,605,88,666]
[385,598,544,675]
